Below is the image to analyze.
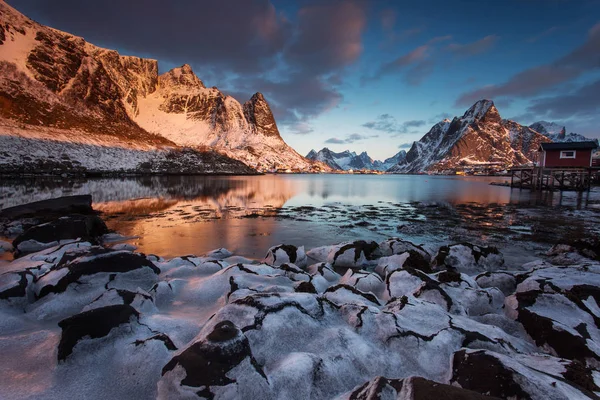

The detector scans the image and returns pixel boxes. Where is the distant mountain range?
[0,1,327,175]
[307,103,596,174]
[306,148,406,171]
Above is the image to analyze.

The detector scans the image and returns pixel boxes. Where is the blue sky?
[11,0,600,160]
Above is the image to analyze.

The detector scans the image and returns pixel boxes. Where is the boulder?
[57,304,139,361]
[433,243,504,275]
[341,376,499,400]
[264,244,307,268]
[13,214,108,256]
[0,195,93,220]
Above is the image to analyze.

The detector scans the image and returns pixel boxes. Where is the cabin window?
[560,150,576,159]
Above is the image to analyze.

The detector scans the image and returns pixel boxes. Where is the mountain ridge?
[306,147,406,171]
[0,1,326,174]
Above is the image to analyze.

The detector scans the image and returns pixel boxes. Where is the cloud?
[456,22,600,106]
[283,1,366,76]
[447,35,499,56]
[428,112,452,123]
[362,115,426,134]
[15,0,292,74]
[527,26,559,43]
[398,142,414,149]
[524,78,600,120]
[378,45,429,76]
[324,133,371,144]
[367,35,450,84]
[380,8,396,32]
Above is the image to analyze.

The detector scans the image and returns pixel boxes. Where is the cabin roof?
[539,141,598,151]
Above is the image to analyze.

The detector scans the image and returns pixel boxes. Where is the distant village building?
[538,142,598,168]
[593,149,600,167]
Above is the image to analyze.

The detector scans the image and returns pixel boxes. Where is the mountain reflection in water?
[1,175,599,260]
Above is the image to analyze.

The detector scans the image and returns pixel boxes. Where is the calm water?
[1,175,599,261]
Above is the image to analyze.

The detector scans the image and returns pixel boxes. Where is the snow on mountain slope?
[529,121,597,144]
[0,1,325,174]
[306,148,406,171]
[389,100,550,173]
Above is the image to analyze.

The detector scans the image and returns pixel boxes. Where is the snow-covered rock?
[433,243,505,276]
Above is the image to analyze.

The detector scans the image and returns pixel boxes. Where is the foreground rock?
[2,212,600,399]
[12,214,109,256]
[0,195,93,220]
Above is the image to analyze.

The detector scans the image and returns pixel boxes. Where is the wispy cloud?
[527,26,559,43]
[398,142,414,149]
[456,22,600,107]
[447,35,499,56]
[366,35,452,85]
[428,112,452,123]
[362,114,426,134]
[324,133,374,144]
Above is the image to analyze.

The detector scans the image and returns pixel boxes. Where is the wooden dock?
[510,167,598,191]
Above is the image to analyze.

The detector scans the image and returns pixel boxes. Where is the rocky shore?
[1,197,600,399]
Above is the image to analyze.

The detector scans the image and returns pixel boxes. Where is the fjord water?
[1,174,598,260]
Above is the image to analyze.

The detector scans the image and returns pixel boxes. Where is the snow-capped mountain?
[389,100,550,173]
[529,121,596,144]
[0,1,325,174]
[306,148,406,171]
[376,150,407,170]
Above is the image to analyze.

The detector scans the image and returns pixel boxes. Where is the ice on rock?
[340,269,385,298]
[264,244,307,268]
[451,349,598,399]
[434,243,504,275]
[206,248,233,260]
[5,229,600,399]
[475,271,517,296]
[337,376,496,400]
[379,238,431,262]
[306,262,341,283]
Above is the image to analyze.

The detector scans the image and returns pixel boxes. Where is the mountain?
[0,1,325,174]
[306,148,406,171]
[389,100,551,173]
[529,121,596,144]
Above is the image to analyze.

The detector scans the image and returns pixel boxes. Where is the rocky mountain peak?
[462,99,500,124]
[243,92,280,137]
[158,64,205,90]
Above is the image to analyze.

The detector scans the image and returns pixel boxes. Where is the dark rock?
[57,304,139,360]
[451,349,600,399]
[330,240,380,268]
[38,250,160,298]
[0,271,32,299]
[451,350,532,399]
[134,333,177,351]
[513,290,599,364]
[570,238,600,261]
[0,195,93,220]
[13,214,108,256]
[162,321,261,388]
[347,375,498,400]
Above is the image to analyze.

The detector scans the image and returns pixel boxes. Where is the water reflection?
[1,175,598,259]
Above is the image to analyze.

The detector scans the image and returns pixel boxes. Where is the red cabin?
[538,142,598,168]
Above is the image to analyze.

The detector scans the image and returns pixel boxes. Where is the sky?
[9,0,600,160]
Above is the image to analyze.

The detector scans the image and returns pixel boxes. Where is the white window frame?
[560,150,576,159]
